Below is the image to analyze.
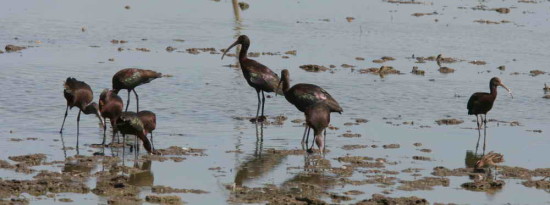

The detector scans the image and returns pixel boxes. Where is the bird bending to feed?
[475,151,504,179]
[60,77,104,147]
[467,77,512,152]
[116,112,158,155]
[221,35,283,123]
[277,69,342,146]
[98,89,124,145]
[138,110,157,151]
[305,103,332,154]
[112,68,162,112]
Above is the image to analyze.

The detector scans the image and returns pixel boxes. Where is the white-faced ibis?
[277,69,342,145]
[112,68,162,112]
[221,35,283,122]
[60,77,104,146]
[116,112,158,155]
[99,89,124,145]
[467,77,512,152]
[137,110,157,151]
[304,103,332,154]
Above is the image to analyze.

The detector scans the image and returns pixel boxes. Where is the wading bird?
[475,151,504,180]
[138,110,157,151]
[116,112,158,155]
[112,68,162,112]
[221,35,282,122]
[99,89,124,145]
[467,77,512,152]
[305,104,332,154]
[277,69,342,145]
[60,77,104,147]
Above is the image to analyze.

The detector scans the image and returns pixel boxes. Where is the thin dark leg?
[305,127,310,145]
[475,115,481,154]
[261,91,265,117]
[483,114,487,155]
[60,105,69,133]
[323,129,327,152]
[133,89,139,112]
[301,125,308,144]
[255,90,261,122]
[125,90,131,112]
[150,132,155,151]
[76,110,81,150]
[102,117,107,145]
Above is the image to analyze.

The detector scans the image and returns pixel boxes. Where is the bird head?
[84,102,104,128]
[490,77,513,98]
[221,35,250,60]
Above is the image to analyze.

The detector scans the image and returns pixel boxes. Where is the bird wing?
[292,84,343,113]
[467,92,483,112]
[243,60,282,93]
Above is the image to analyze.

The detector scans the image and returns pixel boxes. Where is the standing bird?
[467,77,512,152]
[221,35,283,122]
[475,151,504,180]
[98,89,124,145]
[277,69,342,145]
[60,78,104,147]
[137,110,157,151]
[112,68,162,112]
[116,112,158,155]
[305,104,332,154]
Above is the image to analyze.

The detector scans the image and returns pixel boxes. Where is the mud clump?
[355,194,428,205]
[411,66,425,75]
[435,118,463,125]
[238,2,249,10]
[398,177,449,191]
[5,45,26,52]
[412,12,437,17]
[152,185,208,194]
[359,66,400,75]
[136,48,150,52]
[497,65,506,71]
[469,60,487,65]
[0,172,90,197]
[474,19,510,24]
[530,70,546,76]
[431,166,470,177]
[8,154,46,166]
[157,146,206,156]
[342,145,368,150]
[346,17,355,22]
[300,64,329,72]
[58,198,73,202]
[336,156,384,168]
[412,156,431,161]
[339,132,361,138]
[438,67,455,73]
[166,46,176,52]
[285,50,297,55]
[522,179,550,190]
[383,144,400,149]
[494,8,510,14]
[145,195,183,204]
[462,180,505,191]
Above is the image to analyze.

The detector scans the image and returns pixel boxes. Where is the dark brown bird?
[277,69,342,145]
[467,77,512,152]
[221,35,283,122]
[305,103,332,154]
[98,89,124,145]
[112,68,162,112]
[116,112,158,155]
[60,77,104,147]
[137,110,157,151]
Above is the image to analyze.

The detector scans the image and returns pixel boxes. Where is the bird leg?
[483,115,487,155]
[133,89,139,112]
[255,90,261,123]
[260,91,266,120]
[101,117,107,145]
[77,110,81,150]
[125,90,131,112]
[301,125,309,145]
[305,127,310,145]
[323,129,327,152]
[475,115,481,155]
[60,105,69,133]
[150,131,155,151]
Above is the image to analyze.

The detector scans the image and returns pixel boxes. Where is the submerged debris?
[145,195,182,204]
[438,67,455,73]
[8,154,46,166]
[5,45,26,52]
[435,118,463,125]
[300,64,329,72]
[355,194,428,205]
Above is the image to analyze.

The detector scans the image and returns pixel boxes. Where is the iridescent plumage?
[112,68,162,112]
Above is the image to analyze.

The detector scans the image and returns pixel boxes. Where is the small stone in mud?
[438,67,455,73]
[355,118,368,123]
[383,144,400,149]
[413,143,422,147]
[108,58,114,62]
[341,64,355,68]
[469,60,486,65]
[166,46,176,52]
[5,45,26,52]
[435,118,463,125]
[124,5,130,9]
[494,8,510,14]
[497,65,506,71]
[238,2,249,10]
[299,64,329,72]
[420,149,432,153]
[145,195,182,204]
[339,133,361,138]
[355,57,365,61]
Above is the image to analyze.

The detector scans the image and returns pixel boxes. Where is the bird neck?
[490,85,497,97]
[282,77,290,94]
[238,43,249,61]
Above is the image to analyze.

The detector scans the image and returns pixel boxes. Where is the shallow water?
[1,0,550,204]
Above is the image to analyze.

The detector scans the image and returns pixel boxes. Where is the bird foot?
[306,148,314,154]
[93,152,105,156]
[249,116,267,123]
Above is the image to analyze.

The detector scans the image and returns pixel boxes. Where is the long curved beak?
[500,83,513,98]
[96,111,105,128]
[221,40,239,60]
[276,80,283,97]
